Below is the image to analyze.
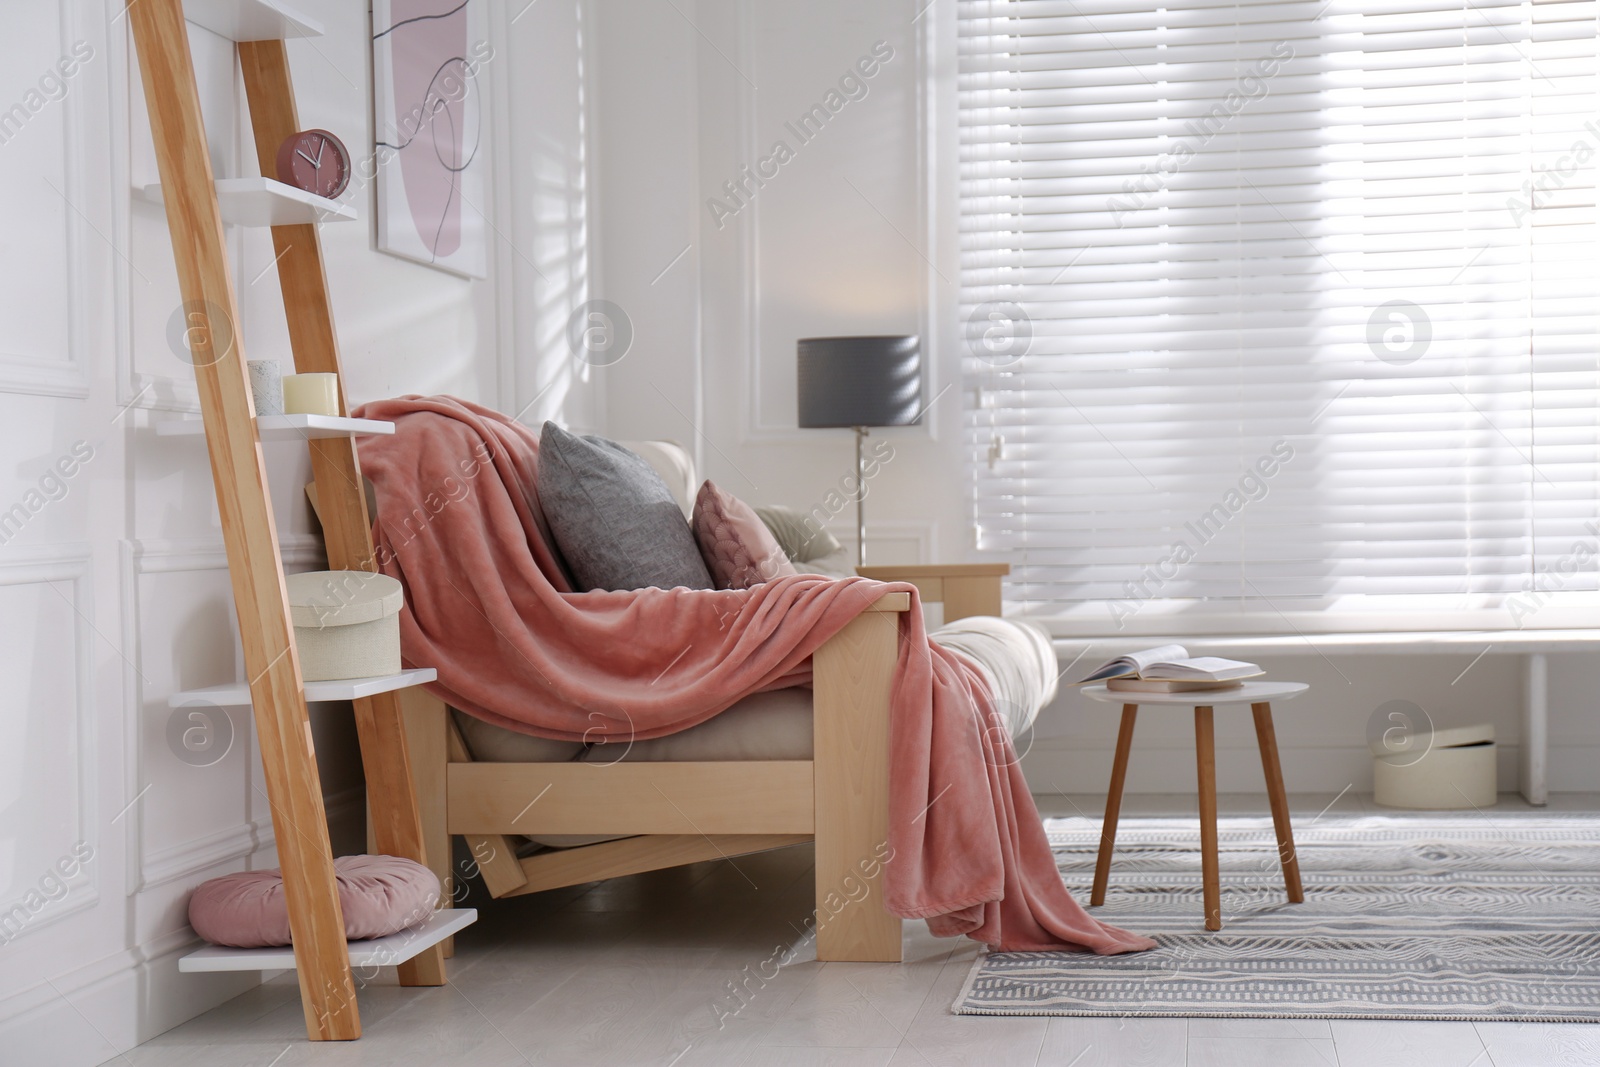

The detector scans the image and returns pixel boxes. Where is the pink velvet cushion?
[691,480,799,590]
[188,855,440,949]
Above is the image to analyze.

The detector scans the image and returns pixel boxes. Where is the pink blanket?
[353,396,1153,955]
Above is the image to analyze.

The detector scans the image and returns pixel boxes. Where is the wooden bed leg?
[444,717,527,898]
[813,607,903,963]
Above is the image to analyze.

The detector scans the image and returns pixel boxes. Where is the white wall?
[0,1,594,1061]
[585,0,1600,798]
[591,0,959,561]
[497,0,603,433]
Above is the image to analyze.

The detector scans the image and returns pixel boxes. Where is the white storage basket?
[285,570,404,681]
[1373,722,1496,810]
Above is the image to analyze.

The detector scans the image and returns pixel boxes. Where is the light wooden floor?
[106,793,1600,1066]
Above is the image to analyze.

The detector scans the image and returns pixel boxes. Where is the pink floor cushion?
[188,855,441,949]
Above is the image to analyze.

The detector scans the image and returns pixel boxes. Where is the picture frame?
[370,0,490,278]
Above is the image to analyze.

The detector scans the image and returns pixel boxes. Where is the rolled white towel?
[929,616,1058,740]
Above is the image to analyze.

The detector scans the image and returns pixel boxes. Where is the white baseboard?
[1025,737,1600,797]
[1019,740,1531,796]
[0,927,258,1066]
[1547,743,1600,795]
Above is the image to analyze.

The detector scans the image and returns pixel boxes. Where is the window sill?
[1026,603,1600,642]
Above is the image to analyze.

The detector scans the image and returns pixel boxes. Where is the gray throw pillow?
[538,422,715,592]
[753,504,844,564]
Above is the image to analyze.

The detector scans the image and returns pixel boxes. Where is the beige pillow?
[753,504,844,564]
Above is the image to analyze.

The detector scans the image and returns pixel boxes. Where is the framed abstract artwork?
[371,0,490,278]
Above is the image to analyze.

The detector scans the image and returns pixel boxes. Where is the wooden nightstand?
[854,563,1010,623]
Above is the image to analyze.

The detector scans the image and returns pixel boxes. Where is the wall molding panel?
[119,535,326,895]
[0,543,99,943]
[0,0,95,399]
[728,5,940,447]
[136,820,257,893]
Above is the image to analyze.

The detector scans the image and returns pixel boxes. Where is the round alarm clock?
[275,129,352,199]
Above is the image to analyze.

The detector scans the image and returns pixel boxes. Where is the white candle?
[282,373,340,416]
[247,360,282,415]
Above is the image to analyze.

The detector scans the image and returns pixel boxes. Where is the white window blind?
[959,0,1600,632]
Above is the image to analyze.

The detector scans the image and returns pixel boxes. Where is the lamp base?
[855,426,867,567]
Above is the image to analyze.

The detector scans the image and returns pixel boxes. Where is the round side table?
[1080,681,1309,931]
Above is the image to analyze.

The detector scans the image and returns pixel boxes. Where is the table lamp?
[796,334,922,565]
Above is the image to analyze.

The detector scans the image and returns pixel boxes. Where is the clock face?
[275,129,351,200]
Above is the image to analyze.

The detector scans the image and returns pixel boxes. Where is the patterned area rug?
[956,812,1600,1020]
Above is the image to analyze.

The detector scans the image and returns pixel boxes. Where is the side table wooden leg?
[1195,705,1222,931]
[1092,704,1139,906]
[1251,702,1304,903]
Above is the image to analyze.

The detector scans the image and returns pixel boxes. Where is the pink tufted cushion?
[691,481,799,590]
[188,855,441,948]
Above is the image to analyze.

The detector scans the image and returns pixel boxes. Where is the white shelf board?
[170,668,437,708]
[138,177,355,227]
[183,0,324,41]
[157,414,395,441]
[179,909,476,973]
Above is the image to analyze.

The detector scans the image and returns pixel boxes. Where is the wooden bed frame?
[388,564,1007,964]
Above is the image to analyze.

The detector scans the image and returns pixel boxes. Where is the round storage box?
[285,570,404,681]
[1373,722,1496,810]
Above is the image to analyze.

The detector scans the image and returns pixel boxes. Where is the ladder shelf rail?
[128,0,453,1040]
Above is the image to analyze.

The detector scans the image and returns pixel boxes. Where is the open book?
[1076,644,1262,686]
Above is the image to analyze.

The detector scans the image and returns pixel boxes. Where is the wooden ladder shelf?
[128,0,465,1040]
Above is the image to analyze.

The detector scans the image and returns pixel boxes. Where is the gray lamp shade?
[796,335,923,429]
